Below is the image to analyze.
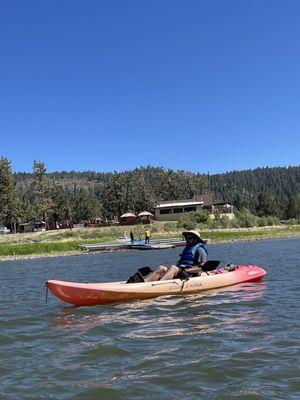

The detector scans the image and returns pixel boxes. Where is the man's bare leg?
[145,266,168,282]
[160,265,181,280]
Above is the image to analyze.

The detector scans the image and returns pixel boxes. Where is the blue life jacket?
[177,243,208,267]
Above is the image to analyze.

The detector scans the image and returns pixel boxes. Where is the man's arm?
[184,249,207,274]
[196,247,207,266]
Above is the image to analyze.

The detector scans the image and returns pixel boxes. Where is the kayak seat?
[138,266,153,276]
[126,272,145,283]
[126,267,153,284]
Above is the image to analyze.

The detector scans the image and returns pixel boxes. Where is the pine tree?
[0,157,20,232]
[100,174,126,218]
[256,192,279,217]
[286,193,300,219]
[50,185,72,225]
[71,190,101,222]
[32,160,53,229]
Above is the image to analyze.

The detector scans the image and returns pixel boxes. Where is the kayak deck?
[46,265,266,306]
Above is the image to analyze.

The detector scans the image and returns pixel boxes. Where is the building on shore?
[203,202,235,220]
[18,220,46,233]
[120,213,138,225]
[138,211,155,224]
[154,199,205,222]
[154,194,234,221]
[84,217,119,228]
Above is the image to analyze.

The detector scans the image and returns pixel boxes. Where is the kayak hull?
[46,265,266,306]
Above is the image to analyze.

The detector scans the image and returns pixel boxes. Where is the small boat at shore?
[46,265,266,306]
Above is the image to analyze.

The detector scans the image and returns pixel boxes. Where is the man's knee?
[145,265,168,282]
[156,265,168,274]
[168,265,180,274]
[160,265,180,280]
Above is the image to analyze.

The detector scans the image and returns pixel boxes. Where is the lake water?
[1,238,300,399]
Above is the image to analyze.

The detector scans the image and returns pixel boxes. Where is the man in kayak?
[145,230,208,281]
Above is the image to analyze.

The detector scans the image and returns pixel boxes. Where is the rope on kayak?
[45,282,48,303]
[180,279,187,292]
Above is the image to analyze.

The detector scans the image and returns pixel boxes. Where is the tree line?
[0,157,300,232]
[209,166,300,219]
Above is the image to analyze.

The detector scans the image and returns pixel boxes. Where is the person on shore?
[145,230,208,281]
[144,228,151,244]
[130,230,134,244]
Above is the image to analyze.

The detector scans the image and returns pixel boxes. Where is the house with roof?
[203,202,235,219]
[120,213,138,225]
[18,220,46,233]
[138,211,154,224]
[155,198,205,221]
[154,194,234,221]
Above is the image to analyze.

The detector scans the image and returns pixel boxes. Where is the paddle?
[185,260,220,275]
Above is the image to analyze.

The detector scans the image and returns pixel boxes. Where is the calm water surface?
[1,238,300,399]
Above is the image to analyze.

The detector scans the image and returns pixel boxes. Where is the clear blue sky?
[1,0,299,174]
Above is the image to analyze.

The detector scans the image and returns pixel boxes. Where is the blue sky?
[1,0,299,174]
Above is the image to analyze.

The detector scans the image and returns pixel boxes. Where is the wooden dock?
[130,243,175,250]
[79,239,185,253]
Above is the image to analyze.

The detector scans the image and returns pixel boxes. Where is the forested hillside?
[15,165,300,210]
[1,158,300,230]
[209,166,300,211]
[14,167,209,219]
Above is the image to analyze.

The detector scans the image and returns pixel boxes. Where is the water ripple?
[1,238,300,399]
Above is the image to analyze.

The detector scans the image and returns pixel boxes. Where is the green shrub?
[193,210,210,224]
[163,222,178,232]
[266,216,279,226]
[284,218,299,225]
[177,214,197,230]
[258,216,268,227]
[149,224,158,233]
[235,209,258,228]
[206,218,219,229]
[217,217,234,229]
[257,216,279,227]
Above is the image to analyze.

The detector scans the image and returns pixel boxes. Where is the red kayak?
[46,265,266,306]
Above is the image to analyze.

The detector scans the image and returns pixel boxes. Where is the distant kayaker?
[145,230,208,281]
[144,228,151,244]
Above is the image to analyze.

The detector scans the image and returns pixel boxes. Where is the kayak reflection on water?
[49,280,267,338]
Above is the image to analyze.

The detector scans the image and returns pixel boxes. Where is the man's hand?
[185,267,203,274]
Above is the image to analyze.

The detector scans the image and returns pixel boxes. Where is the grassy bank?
[1,224,300,259]
[202,225,300,242]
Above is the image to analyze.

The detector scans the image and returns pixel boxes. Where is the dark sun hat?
[182,230,205,243]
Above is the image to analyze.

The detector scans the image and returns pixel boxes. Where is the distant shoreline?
[1,225,300,262]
